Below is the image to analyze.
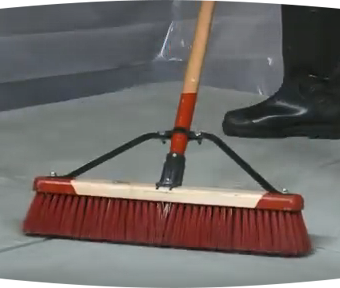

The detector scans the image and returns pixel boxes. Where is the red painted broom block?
[32,177,304,211]
[22,176,312,256]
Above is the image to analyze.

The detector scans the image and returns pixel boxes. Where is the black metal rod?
[59,128,278,194]
[64,132,164,178]
[199,132,280,193]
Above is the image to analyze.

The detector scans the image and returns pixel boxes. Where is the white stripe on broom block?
[33,177,304,211]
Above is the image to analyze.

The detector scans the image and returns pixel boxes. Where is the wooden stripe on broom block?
[23,177,312,256]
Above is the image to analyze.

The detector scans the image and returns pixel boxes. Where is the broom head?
[23,176,312,257]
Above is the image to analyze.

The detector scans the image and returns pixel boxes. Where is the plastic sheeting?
[0,1,283,111]
[156,1,283,95]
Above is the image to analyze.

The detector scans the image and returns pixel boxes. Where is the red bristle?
[37,195,48,234]
[180,205,191,248]
[148,201,156,243]
[189,205,200,248]
[101,198,114,241]
[257,210,268,251]
[224,208,233,250]
[145,202,152,243]
[195,206,205,248]
[241,209,250,251]
[109,199,121,241]
[87,197,101,240]
[102,199,112,240]
[170,204,184,246]
[118,199,127,241]
[181,205,191,247]
[248,209,258,251]
[175,205,185,246]
[148,201,157,243]
[233,208,242,250]
[216,207,226,250]
[298,213,311,251]
[285,212,298,254]
[23,193,312,257]
[148,201,157,244]
[278,211,290,254]
[43,194,61,234]
[59,195,74,237]
[95,198,108,240]
[163,203,177,246]
[73,196,86,238]
[133,200,142,243]
[48,195,61,235]
[156,203,168,244]
[194,206,204,248]
[154,203,167,245]
[33,194,48,234]
[63,196,80,236]
[203,206,213,248]
[23,193,44,233]
[270,211,280,252]
[292,212,305,251]
[80,196,94,239]
[155,202,166,244]
[193,206,204,248]
[263,210,273,249]
[138,201,149,243]
[210,207,219,248]
[125,200,135,242]
[189,206,197,248]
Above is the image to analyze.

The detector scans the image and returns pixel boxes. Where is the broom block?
[33,177,303,211]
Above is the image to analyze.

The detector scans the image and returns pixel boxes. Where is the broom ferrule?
[156,152,186,189]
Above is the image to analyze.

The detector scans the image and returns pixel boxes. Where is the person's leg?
[222,6,340,139]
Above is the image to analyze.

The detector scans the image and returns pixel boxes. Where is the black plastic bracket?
[156,152,186,189]
[155,127,201,189]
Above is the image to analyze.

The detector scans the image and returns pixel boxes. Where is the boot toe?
[222,109,254,134]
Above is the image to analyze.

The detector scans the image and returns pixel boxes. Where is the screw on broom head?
[23,177,312,257]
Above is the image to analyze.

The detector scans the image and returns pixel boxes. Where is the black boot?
[222,6,340,139]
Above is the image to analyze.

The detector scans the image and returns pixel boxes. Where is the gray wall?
[0,1,283,111]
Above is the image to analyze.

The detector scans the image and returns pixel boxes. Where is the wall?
[0,1,283,111]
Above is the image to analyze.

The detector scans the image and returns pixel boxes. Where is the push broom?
[23,1,312,256]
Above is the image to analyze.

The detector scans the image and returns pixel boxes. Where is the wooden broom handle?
[170,1,215,155]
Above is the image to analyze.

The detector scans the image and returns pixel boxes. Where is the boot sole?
[222,123,340,139]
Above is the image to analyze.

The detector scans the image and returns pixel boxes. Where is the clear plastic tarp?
[0,0,282,108]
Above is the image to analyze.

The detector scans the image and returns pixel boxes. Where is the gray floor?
[0,82,339,287]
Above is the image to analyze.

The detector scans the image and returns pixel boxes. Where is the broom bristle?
[23,193,312,256]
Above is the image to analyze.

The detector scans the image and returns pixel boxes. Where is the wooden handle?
[171,1,215,154]
[182,0,215,94]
